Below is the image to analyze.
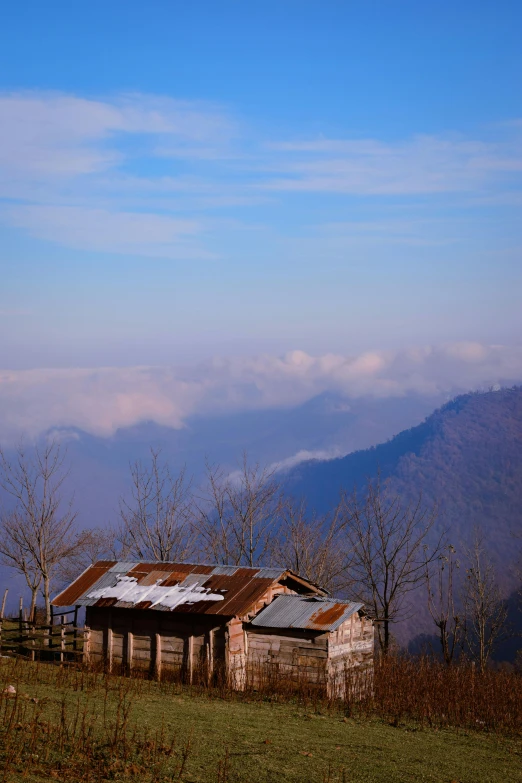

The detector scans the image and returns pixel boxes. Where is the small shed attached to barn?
[52,561,373,693]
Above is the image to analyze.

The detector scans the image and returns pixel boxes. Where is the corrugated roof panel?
[52,560,326,616]
[181,573,212,588]
[52,563,116,606]
[76,571,121,605]
[250,595,363,631]
[217,578,274,617]
[109,562,135,573]
[253,568,285,579]
[211,565,240,575]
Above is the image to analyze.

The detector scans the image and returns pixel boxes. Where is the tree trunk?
[43,575,51,626]
[383,617,390,655]
[29,588,38,624]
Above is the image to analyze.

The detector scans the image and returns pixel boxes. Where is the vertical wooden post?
[0,588,7,656]
[30,615,35,662]
[18,596,23,657]
[83,627,91,665]
[188,635,194,685]
[49,604,54,652]
[126,630,134,675]
[208,628,214,685]
[106,627,113,673]
[104,609,113,673]
[60,615,66,663]
[224,624,230,688]
[73,606,79,654]
[154,632,162,681]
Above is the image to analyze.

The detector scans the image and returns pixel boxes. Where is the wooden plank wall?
[245,614,374,694]
[86,607,227,681]
[245,627,329,687]
[328,613,374,667]
[83,599,374,695]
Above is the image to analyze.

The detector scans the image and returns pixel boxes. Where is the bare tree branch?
[0,440,80,622]
[193,454,281,567]
[271,495,351,593]
[462,529,509,672]
[342,476,443,654]
[425,544,462,665]
[118,449,194,562]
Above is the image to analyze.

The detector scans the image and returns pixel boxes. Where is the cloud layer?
[1,91,522,259]
[1,342,521,441]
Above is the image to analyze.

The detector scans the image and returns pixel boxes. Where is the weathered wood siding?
[84,576,286,683]
[327,613,374,698]
[245,627,329,687]
[328,613,374,667]
[85,606,228,681]
[245,613,374,695]
[84,593,374,696]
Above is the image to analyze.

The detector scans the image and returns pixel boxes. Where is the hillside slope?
[288,387,522,579]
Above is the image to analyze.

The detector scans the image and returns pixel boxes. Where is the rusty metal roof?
[52,561,326,617]
[250,595,363,631]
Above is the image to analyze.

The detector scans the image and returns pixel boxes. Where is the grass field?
[1,658,522,783]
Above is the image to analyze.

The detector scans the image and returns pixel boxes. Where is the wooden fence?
[0,591,84,663]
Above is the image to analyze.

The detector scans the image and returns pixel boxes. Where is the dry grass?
[371,655,522,732]
[1,655,522,782]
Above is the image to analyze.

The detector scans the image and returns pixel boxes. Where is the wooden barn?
[52,561,373,693]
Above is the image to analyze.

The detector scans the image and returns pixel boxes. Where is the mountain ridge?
[287,386,522,582]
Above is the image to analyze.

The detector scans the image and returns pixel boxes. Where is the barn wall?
[245,614,374,695]
[245,627,329,686]
[83,597,374,696]
[85,606,228,681]
[83,574,286,684]
[327,613,374,666]
[327,613,374,698]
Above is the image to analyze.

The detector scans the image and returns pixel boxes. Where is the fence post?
[0,588,7,655]
[73,606,79,654]
[18,596,23,657]
[49,604,54,654]
[60,615,66,663]
[83,626,91,665]
[30,613,35,662]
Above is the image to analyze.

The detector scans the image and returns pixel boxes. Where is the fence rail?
[0,595,85,663]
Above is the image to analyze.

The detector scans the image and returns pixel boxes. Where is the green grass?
[1,659,522,783]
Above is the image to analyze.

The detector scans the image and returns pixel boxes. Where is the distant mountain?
[50,390,445,530]
[287,387,522,585]
[0,391,444,612]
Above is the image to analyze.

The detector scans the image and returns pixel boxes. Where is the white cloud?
[0,90,521,260]
[0,92,234,180]
[0,91,236,259]
[262,133,522,195]
[0,342,521,442]
[269,448,344,474]
[6,205,214,259]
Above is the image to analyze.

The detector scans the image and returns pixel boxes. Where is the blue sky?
[1,0,521,375]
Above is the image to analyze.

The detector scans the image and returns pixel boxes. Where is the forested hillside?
[288,387,522,584]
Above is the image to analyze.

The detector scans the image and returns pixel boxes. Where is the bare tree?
[119,449,194,562]
[272,496,350,593]
[342,478,442,655]
[194,455,281,567]
[0,511,41,621]
[0,440,81,623]
[56,525,119,587]
[193,461,237,564]
[462,529,509,673]
[227,455,282,567]
[426,544,462,665]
